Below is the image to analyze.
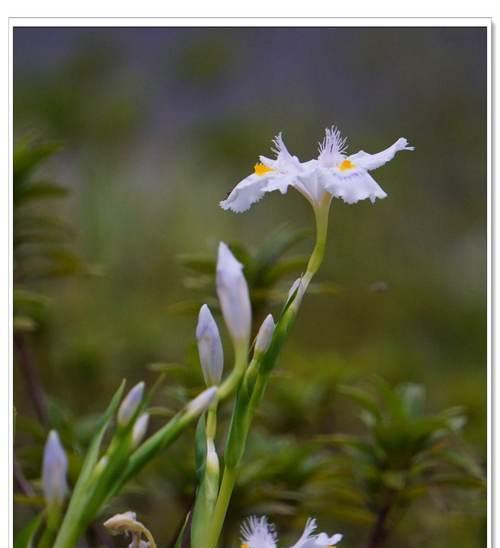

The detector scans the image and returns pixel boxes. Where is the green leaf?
[337,385,381,421]
[15,181,68,205]
[427,475,485,489]
[396,383,426,418]
[14,512,43,548]
[263,255,309,285]
[253,228,309,281]
[178,254,215,275]
[14,139,61,183]
[195,414,207,483]
[173,512,191,548]
[433,448,484,478]
[52,380,126,548]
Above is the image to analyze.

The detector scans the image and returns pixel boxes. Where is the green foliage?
[13,137,87,332]
[320,381,485,545]
[176,225,311,324]
[14,513,44,548]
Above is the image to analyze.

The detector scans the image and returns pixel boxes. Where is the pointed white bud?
[42,430,68,506]
[206,438,220,476]
[254,314,275,355]
[287,277,305,306]
[216,242,252,346]
[132,413,150,448]
[185,386,217,419]
[196,304,224,386]
[118,382,145,426]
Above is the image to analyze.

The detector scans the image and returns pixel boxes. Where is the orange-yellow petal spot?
[241,544,250,548]
[338,159,355,172]
[254,162,274,176]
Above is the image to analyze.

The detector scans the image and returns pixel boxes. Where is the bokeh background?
[13,26,487,547]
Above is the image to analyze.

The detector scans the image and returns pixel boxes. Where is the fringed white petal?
[220,173,277,213]
[289,518,317,548]
[315,532,343,546]
[241,516,278,548]
[323,168,388,204]
[318,126,348,167]
[348,137,414,171]
[220,130,413,212]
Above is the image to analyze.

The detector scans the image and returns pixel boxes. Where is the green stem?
[38,505,62,548]
[206,196,331,547]
[205,466,238,548]
[206,403,218,440]
[303,193,331,287]
[217,342,249,401]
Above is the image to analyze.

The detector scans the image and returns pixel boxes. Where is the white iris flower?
[240,516,342,548]
[220,127,414,212]
[240,516,278,548]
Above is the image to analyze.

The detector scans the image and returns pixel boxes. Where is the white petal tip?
[396,137,414,151]
[186,386,218,416]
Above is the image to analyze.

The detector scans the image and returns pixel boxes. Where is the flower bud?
[196,304,224,386]
[42,430,68,507]
[205,438,219,476]
[216,242,252,346]
[118,382,145,427]
[186,386,217,419]
[287,277,304,305]
[132,413,150,448]
[104,511,138,535]
[254,314,275,355]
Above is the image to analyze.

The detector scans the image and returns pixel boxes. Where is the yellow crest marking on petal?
[241,544,250,548]
[338,159,355,172]
[254,162,274,176]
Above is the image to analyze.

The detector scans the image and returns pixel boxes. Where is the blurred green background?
[13,27,487,547]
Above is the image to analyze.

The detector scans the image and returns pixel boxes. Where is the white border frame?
[4,18,492,548]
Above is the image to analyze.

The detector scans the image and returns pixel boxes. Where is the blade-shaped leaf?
[52,380,125,548]
[14,512,43,548]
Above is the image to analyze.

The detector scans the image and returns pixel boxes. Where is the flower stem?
[206,198,331,547]
[38,505,62,548]
[217,342,248,401]
[303,193,331,287]
[205,465,238,548]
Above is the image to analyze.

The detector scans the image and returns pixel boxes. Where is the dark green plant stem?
[366,502,392,548]
[14,333,48,428]
[13,454,35,497]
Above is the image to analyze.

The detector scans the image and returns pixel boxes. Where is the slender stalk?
[366,503,391,548]
[206,403,218,440]
[38,505,62,548]
[13,454,35,497]
[14,333,48,427]
[205,466,238,548]
[302,193,331,287]
[217,343,249,401]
